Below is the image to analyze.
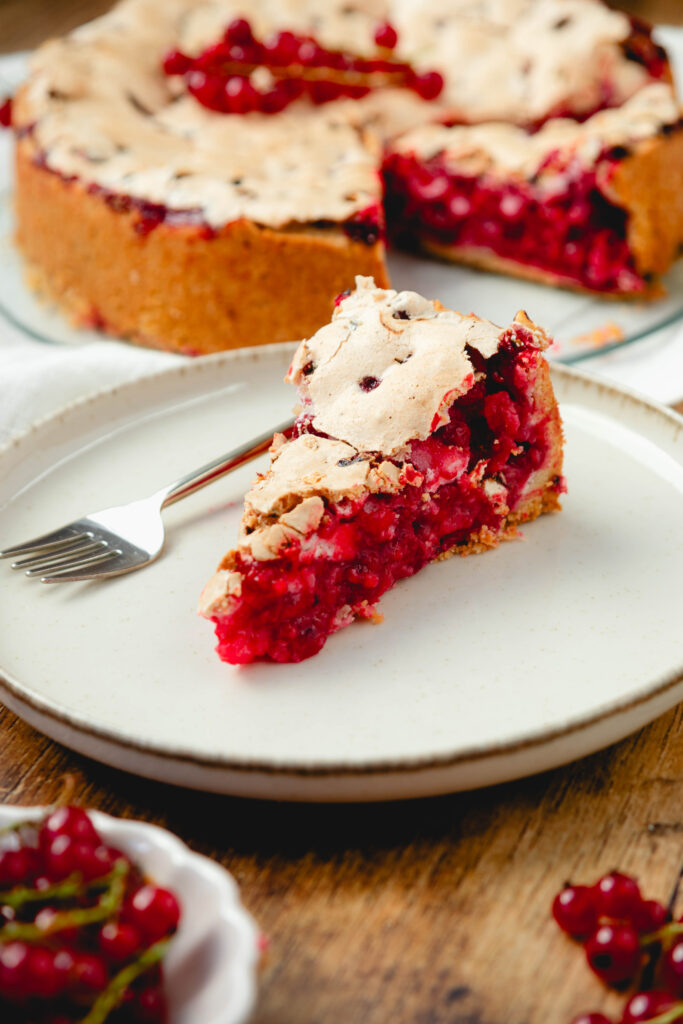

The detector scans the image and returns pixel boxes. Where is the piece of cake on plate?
[199,277,565,664]
[383,84,683,296]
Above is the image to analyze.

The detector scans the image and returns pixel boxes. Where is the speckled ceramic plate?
[0,347,682,801]
[0,804,260,1024]
[2,35,683,364]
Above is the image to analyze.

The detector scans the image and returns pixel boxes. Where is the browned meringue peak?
[391,83,681,182]
[393,0,648,124]
[287,276,548,456]
[211,433,407,565]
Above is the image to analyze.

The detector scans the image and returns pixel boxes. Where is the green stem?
[641,921,683,948]
[0,859,129,943]
[0,871,117,911]
[80,938,170,1024]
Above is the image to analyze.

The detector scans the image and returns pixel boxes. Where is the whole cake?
[199,277,565,663]
[7,0,680,354]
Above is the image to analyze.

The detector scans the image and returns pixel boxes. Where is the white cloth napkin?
[0,332,181,446]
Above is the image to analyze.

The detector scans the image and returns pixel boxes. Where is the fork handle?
[159,419,295,508]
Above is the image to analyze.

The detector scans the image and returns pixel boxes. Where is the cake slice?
[383,84,683,296]
[199,277,564,664]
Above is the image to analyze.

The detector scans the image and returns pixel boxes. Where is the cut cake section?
[199,277,564,664]
[383,84,683,296]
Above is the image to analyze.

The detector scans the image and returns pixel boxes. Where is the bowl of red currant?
[0,804,259,1024]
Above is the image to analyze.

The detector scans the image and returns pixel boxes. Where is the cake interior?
[212,331,563,664]
[382,150,646,294]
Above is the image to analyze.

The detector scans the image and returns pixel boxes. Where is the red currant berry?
[0,97,12,128]
[621,991,678,1022]
[585,923,641,986]
[374,22,398,49]
[69,952,108,993]
[410,70,444,100]
[662,939,683,997]
[133,982,168,1022]
[43,834,79,881]
[125,885,181,942]
[594,872,643,922]
[632,899,668,935]
[309,80,344,104]
[263,30,299,66]
[72,842,116,881]
[223,76,258,114]
[25,947,65,999]
[195,42,231,71]
[553,885,599,937]
[187,70,225,111]
[99,921,142,963]
[260,81,293,113]
[162,49,191,75]
[224,18,254,47]
[0,941,31,999]
[0,847,40,888]
[297,39,325,67]
[571,1015,613,1024]
[40,807,99,849]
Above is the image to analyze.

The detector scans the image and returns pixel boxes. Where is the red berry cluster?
[162,17,444,115]
[552,871,683,1023]
[0,807,181,1024]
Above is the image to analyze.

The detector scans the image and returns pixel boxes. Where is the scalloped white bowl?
[0,805,260,1024]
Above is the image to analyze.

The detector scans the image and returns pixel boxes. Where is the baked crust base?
[607,128,683,277]
[422,241,662,300]
[14,143,389,355]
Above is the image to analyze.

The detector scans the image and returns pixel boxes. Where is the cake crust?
[15,144,388,354]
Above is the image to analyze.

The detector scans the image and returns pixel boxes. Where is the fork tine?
[21,541,109,575]
[39,549,122,583]
[12,539,106,570]
[0,527,91,559]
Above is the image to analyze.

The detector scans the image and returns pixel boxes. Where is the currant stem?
[0,859,129,942]
[79,937,170,1024]
[641,922,683,948]
[0,870,117,911]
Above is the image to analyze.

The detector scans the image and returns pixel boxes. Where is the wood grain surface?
[0,2,682,1023]
[1,703,682,1023]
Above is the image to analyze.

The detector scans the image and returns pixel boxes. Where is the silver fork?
[0,419,294,583]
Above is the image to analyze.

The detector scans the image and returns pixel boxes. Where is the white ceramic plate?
[0,347,682,801]
[2,34,683,364]
[0,804,259,1024]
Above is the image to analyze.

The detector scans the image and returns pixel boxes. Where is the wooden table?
[1,2,683,1022]
[2,703,683,1023]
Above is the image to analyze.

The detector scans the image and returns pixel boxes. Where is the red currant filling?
[211,335,562,664]
[162,18,444,116]
[0,807,180,1024]
[382,149,646,294]
[0,97,12,128]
